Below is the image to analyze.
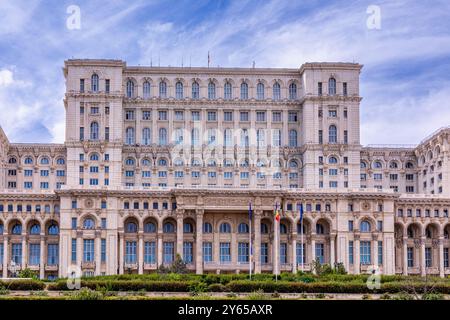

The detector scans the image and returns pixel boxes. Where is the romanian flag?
[274,203,281,222]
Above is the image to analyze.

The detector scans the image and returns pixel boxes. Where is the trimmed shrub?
[48,280,197,292]
[207,283,229,292]
[0,280,45,291]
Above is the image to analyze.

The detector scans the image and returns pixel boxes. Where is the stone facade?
[0,59,449,279]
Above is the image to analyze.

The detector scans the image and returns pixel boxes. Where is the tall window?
[83,239,94,262]
[29,244,40,265]
[125,241,137,264]
[261,243,268,263]
[144,242,156,264]
[238,242,249,263]
[208,82,216,99]
[203,242,213,263]
[257,129,266,147]
[163,242,174,264]
[143,81,151,99]
[175,81,184,99]
[329,125,337,143]
[425,247,432,267]
[289,129,298,147]
[191,128,200,146]
[125,127,135,145]
[360,221,371,232]
[191,81,199,99]
[159,81,167,98]
[289,83,297,100]
[273,82,281,100]
[256,83,264,100]
[126,80,134,98]
[91,74,99,92]
[142,128,151,145]
[224,82,232,100]
[159,128,167,145]
[240,129,249,147]
[183,242,193,263]
[272,129,281,146]
[407,247,414,267]
[240,82,248,100]
[12,243,22,264]
[219,242,231,263]
[360,241,371,265]
[296,243,305,264]
[224,129,232,147]
[47,244,58,265]
[328,78,336,96]
[174,128,183,145]
[90,122,99,140]
[315,243,324,264]
[349,241,354,264]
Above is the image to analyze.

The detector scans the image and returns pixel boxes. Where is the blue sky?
[0,0,450,145]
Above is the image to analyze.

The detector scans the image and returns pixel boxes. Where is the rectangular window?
[80,79,85,92]
[101,239,106,263]
[24,182,33,189]
[272,111,281,122]
[56,170,65,177]
[288,111,298,122]
[219,242,231,263]
[315,243,324,264]
[142,110,152,120]
[344,130,348,144]
[224,172,233,179]
[142,171,151,178]
[89,179,98,185]
[101,218,106,229]
[207,111,217,121]
[343,82,347,96]
[238,242,249,263]
[349,241,354,264]
[378,241,383,265]
[318,82,322,95]
[444,248,449,268]
[40,182,49,189]
[144,242,156,264]
[256,111,266,122]
[377,221,383,231]
[328,110,337,117]
[29,244,40,265]
[296,243,306,265]
[240,112,249,122]
[425,247,432,267]
[261,243,269,264]
[360,241,371,265]
[191,111,200,121]
[240,172,249,179]
[90,166,99,173]
[11,243,22,264]
[203,242,213,263]
[163,242,174,264]
[83,239,94,262]
[71,238,77,263]
[105,127,109,141]
[105,79,110,93]
[407,247,414,267]
[158,110,167,120]
[79,127,84,140]
[47,244,58,265]
[318,130,323,144]
[71,217,77,230]
[125,110,135,120]
[348,220,354,231]
[125,241,137,264]
[280,243,287,264]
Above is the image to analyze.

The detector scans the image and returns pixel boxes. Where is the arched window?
[328,78,336,95]
[56,158,65,165]
[405,162,414,169]
[289,129,298,147]
[191,81,199,99]
[261,223,269,234]
[11,223,22,235]
[219,222,231,233]
[191,128,199,146]
[203,222,213,233]
[273,82,281,100]
[163,222,175,233]
[240,159,250,167]
[0,224,3,235]
[280,223,288,234]
[373,161,382,169]
[183,223,194,233]
[159,128,167,145]
[297,223,306,234]
[83,218,95,230]
[90,122,99,140]
[8,157,17,164]
[30,224,41,235]
[48,223,59,235]
[426,228,432,239]
[191,159,201,167]
[207,159,217,167]
[125,158,135,166]
[90,153,99,161]
[174,158,184,166]
[316,223,325,234]
[159,81,167,98]
[24,157,33,164]
[40,157,50,165]
[223,159,233,167]
[144,222,156,233]
[360,221,371,232]
[142,127,151,145]
[143,81,151,99]
[91,74,99,92]
[289,160,298,168]
[142,159,151,166]
[407,226,414,238]
[389,161,398,169]
[125,127,135,145]
[224,82,232,100]
[329,125,337,143]
[289,83,297,100]
[175,81,184,99]
[238,223,249,233]
[208,82,216,99]
[360,162,367,169]
[240,82,248,100]
[126,80,135,98]
[125,221,138,233]
[329,156,338,164]
[158,158,167,166]
[257,83,265,100]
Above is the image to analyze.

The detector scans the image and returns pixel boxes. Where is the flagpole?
[301,214,304,273]
[249,202,252,280]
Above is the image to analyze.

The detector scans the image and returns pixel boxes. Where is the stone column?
[420,236,426,276]
[3,236,8,278]
[330,234,335,267]
[119,233,124,274]
[196,210,204,274]
[439,237,444,278]
[354,236,360,274]
[292,232,297,274]
[95,234,101,276]
[403,237,408,276]
[176,211,184,258]
[310,238,316,273]
[40,235,45,279]
[21,236,27,268]
[372,237,378,267]
[254,213,261,274]
[157,233,163,267]
[138,233,144,275]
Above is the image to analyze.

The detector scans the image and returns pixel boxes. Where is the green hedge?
[0,280,45,291]
[47,280,198,292]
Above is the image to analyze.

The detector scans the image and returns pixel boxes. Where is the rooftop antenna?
[252,61,256,68]
[150,52,153,67]
[181,56,184,68]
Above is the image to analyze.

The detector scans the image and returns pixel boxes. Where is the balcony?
[124,263,138,271]
[26,264,40,271]
[407,267,420,274]
[81,261,96,269]
[45,264,58,271]
[143,263,157,270]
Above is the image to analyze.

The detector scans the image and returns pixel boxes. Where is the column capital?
[195,209,204,217]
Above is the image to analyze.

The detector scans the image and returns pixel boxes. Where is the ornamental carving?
[361,202,371,211]
[85,198,94,209]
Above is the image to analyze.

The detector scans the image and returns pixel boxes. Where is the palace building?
[0,59,449,279]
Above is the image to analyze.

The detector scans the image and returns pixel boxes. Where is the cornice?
[123,97,302,106]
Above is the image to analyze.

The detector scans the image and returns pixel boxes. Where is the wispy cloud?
[0,0,449,145]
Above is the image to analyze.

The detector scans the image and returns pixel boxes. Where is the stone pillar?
[330,234,335,267]
[403,237,408,276]
[157,230,163,266]
[310,238,316,273]
[439,237,444,278]
[3,236,8,278]
[176,211,184,258]
[354,236,360,274]
[420,236,426,276]
[254,213,261,274]
[196,210,204,274]
[21,236,27,268]
[95,233,101,276]
[40,235,45,279]
[76,233,82,271]
[119,233,124,274]
[138,233,144,275]
[292,233,297,274]
[372,237,378,267]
